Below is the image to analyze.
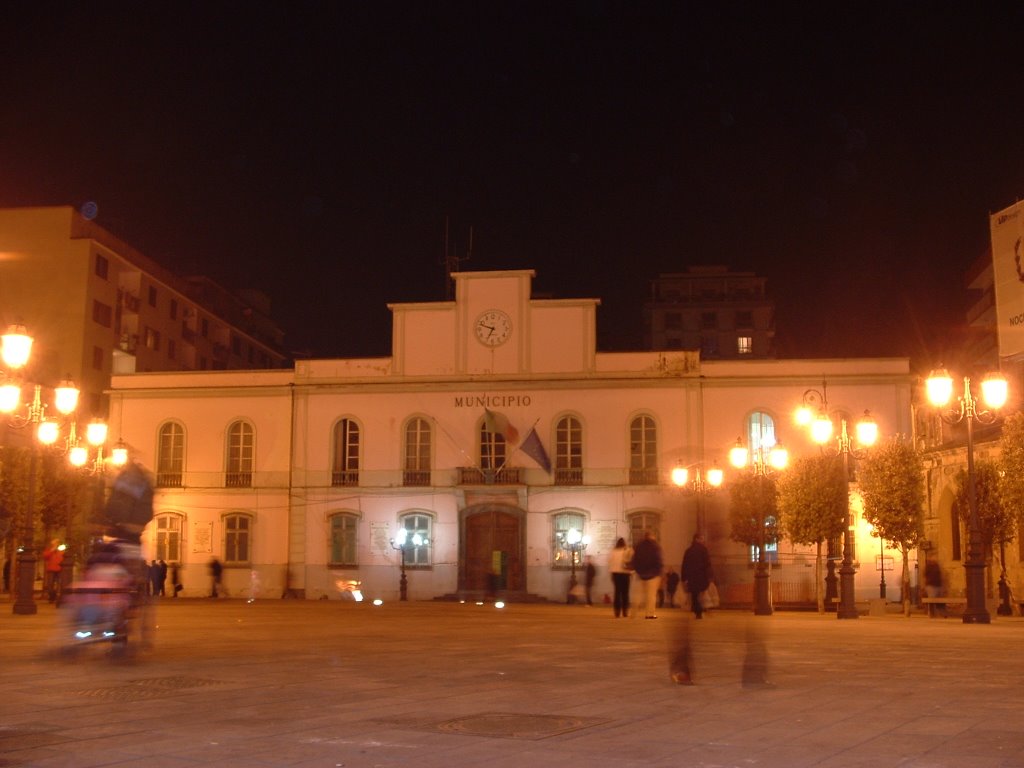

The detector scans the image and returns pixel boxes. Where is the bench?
[921,596,967,617]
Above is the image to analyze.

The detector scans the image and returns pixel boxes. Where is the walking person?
[632,530,664,619]
[209,557,223,597]
[171,562,182,597]
[665,568,680,608]
[607,537,633,618]
[583,556,596,606]
[681,533,713,619]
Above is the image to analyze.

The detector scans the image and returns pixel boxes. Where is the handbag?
[700,582,720,609]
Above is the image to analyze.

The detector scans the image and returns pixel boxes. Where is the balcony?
[629,468,659,485]
[156,472,183,488]
[225,472,252,488]
[331,470,359,487]
[458,467,521,485]
[554,468,583,485]
[119,290,141,313]
[403,470,431,487]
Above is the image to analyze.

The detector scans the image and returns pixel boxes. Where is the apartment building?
[0,206,288,419]
[643,265,775,359]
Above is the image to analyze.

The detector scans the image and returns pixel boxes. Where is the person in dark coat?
[209,558,223,597]
[632,530,664,619]
[681,533,713,619]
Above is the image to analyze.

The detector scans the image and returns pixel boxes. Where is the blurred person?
[664,568,680,608]
[209,557,223,597]
[583,556,596,606]
[607,537,633,618]
[42,539,65,603]
[632,530,663,619]
[681,533,713,619]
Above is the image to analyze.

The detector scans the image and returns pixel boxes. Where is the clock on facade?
[474,309,512,346]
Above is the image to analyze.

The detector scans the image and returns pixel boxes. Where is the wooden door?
[463,509,523,592]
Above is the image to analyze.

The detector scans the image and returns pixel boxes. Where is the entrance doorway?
[461,506,524,594]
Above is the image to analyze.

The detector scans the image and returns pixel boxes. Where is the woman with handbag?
[607,537,634,618]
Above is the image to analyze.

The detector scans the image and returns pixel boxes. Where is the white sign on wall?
[192,522,213,554]
[371,522,392,557]
[990,200,1024,360]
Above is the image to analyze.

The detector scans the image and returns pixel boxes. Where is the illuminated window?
[552,511,586,567]
[156,421,185,487]
[555,416,582,485]
[745,411,777,453]
[404,417,431,486]
[226,420,254,488]
[737,336,753,355]
[331,418,360,486]
[224,513,252,565]
[629,415,657,484]
[397,513,431,566]
[329,513,358,566]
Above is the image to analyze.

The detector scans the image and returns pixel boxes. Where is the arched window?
[156,421,185,488]
[552,511,586,567]
[226,420,254,488]
[404,417,431,487]
[555,416,583,485]
[397,512,432,566]
[745,411,777,453]
[329,512,359,566]
[480,423,507,473]
[629,415,657,485]
[627,511,661,546]
[224,512,253,565]
[153,513,184,562]
[332,418,360,487]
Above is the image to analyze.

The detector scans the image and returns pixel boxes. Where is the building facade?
[110,270,912,604]
[643,265,775,359]
[0,206,288,421]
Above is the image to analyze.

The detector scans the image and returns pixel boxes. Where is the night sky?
[1,3,1023,369]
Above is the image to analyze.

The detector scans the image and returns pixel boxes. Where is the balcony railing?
[458,467,521,485]
[403,470,431,487]
[156,472,182,488]
[629,468,659,485]
[225,472,252,488]
[554,468,583,485]
[331,470,359,487]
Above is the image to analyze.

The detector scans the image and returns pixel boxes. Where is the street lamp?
[926,368,1008,624]
[556,527,591,603]
[390,527,426,602]
[806,409,878,620]
[1,325,80,615]
[671,462,724,537]
[729,439,788,615]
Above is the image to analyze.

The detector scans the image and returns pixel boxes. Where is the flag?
[484,409,519,444]
[519,426,552,474]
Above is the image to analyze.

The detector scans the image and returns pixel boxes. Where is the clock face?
[474,310,512,346]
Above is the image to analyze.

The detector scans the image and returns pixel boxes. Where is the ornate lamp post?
[556,527,591,602]
[390,528,426,602]
[925,368,1008,624]
[805,409,878,620]
[671,462,724,537]
[1,325,80,615]
[729,439,788,615]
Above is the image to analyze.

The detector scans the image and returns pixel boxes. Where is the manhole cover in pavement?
[73,676,221,701]
[436,713,606,740]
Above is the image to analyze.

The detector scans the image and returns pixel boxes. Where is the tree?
[858,437,925,616]
[777,454,847,612]
[729,472,781,559]
[955,460,1015,599]
[997,412,1024,598]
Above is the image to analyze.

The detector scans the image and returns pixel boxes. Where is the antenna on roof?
[441,216,472,300]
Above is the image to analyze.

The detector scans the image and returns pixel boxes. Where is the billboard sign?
[990,200,1024,360]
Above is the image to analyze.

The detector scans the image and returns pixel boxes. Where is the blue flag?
[519,426,552,474]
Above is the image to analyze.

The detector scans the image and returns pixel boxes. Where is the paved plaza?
[1,596,1023,768]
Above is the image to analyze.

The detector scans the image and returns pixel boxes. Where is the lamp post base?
[753,563,772,616]
[962,559,990,624]
[12,552,38,615]
[837,563,858,620]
